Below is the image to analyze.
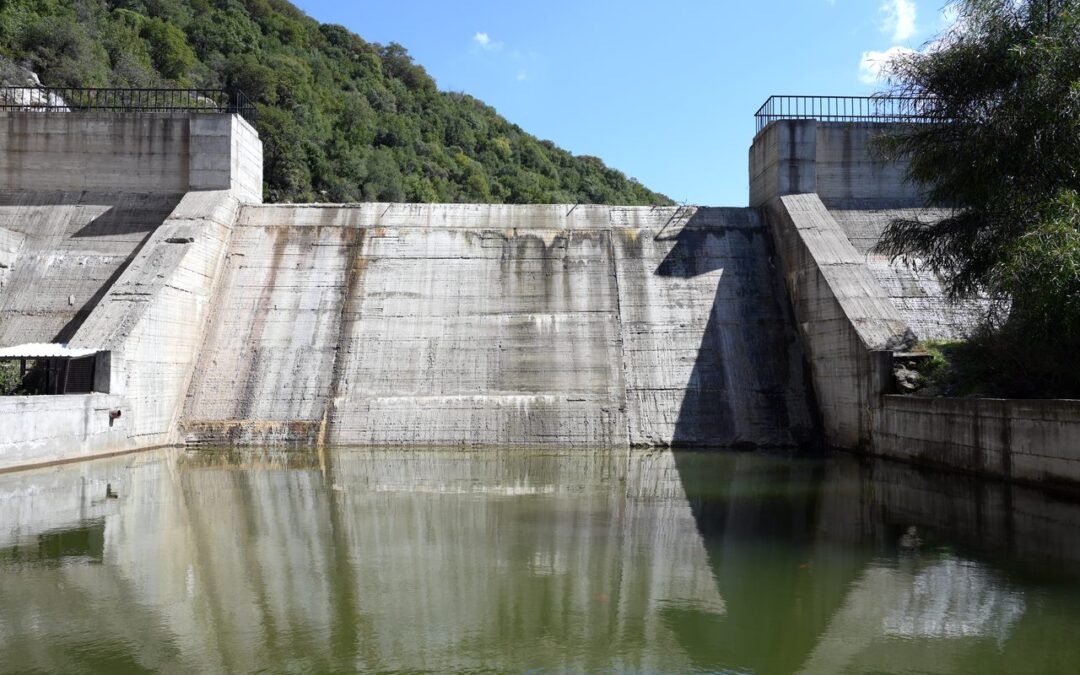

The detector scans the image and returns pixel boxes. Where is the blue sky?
[293,0,954,206]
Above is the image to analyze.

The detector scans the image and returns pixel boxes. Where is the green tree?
[877,0,1080,395]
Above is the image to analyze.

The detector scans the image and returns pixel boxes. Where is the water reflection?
[0,449,1078,673]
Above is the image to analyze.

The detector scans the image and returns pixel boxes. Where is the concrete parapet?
[238,202,702,230]
[0,112,262,202]
[0,393,134,470]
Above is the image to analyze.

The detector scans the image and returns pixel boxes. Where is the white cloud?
[859,45,916,84]
[472,31,503,51]
[880,0,917,42]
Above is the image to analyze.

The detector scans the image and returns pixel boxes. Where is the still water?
[2,448,1080,674]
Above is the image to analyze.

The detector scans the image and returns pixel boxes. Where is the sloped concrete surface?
[0,191,181,346]
[183,204,815,448]
[828,207,989,341]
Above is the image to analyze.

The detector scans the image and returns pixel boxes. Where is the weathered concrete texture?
[614,208,812,446]
[873,395,1080,489]
[0,393,131,468]
[71,192,241,442]
[183,204,815,448]
[182,225,354,444]
[0,112,262,202]
[767,193,910,448]
[829,207,988,340]
[0,224,24,295]
[0,191,181,346]
[750,120,923,210]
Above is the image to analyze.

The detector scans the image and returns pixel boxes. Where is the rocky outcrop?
[0,58,67,111]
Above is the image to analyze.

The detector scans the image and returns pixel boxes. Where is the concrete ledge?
[874,395,1080,489]
[237,203,731,230]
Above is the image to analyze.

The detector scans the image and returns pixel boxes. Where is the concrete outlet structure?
[0,105,1078,490]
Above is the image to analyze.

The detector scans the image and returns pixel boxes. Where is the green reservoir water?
[2,448,1080,674]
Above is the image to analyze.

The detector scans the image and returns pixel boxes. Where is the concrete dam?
[181,204,813,448]
[3,99,1078,488]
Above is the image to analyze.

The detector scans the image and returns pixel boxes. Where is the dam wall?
[181,204,815,448]
[0,191,243,469]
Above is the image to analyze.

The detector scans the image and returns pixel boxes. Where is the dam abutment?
[751,117,1080,487]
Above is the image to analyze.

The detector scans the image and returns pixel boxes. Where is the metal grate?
[754,95,935,134]
[0,87,257,125]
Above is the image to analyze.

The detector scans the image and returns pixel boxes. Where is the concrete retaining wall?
[182,204,815,448]
[752,119,1080,488]
[827,207,989,341]
[0,113,262,202]
[874,395,1080,489]
[0,393,133,470]
[69,192,241,446]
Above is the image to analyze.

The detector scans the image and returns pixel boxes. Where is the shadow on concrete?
[70,194,180,238]
[657,211,809,448]
[55,195,180,342]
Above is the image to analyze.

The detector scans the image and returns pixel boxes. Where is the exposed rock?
[0,57,68,111]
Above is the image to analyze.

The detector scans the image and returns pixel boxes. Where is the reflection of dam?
[2,449,1079,673]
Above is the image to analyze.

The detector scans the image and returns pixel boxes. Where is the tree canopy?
[0,0,671,206]
[877,0,1080,396]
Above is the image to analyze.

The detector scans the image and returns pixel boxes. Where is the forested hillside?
[0,0,670,205]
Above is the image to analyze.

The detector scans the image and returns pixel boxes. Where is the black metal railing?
[754,95,935,134]
[0,87,256,125]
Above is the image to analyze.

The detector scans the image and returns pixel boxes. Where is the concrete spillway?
[182,204,815,448]
[0,191,180,346]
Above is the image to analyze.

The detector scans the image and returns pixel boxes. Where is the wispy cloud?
[859,45,916,84]
[880,0,917,42]
[516,70,527,81]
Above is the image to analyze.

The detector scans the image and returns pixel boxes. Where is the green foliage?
[0,0,670,206]
[908,340,991,397]
[0,361,20,395]
[877,0,1080,397]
